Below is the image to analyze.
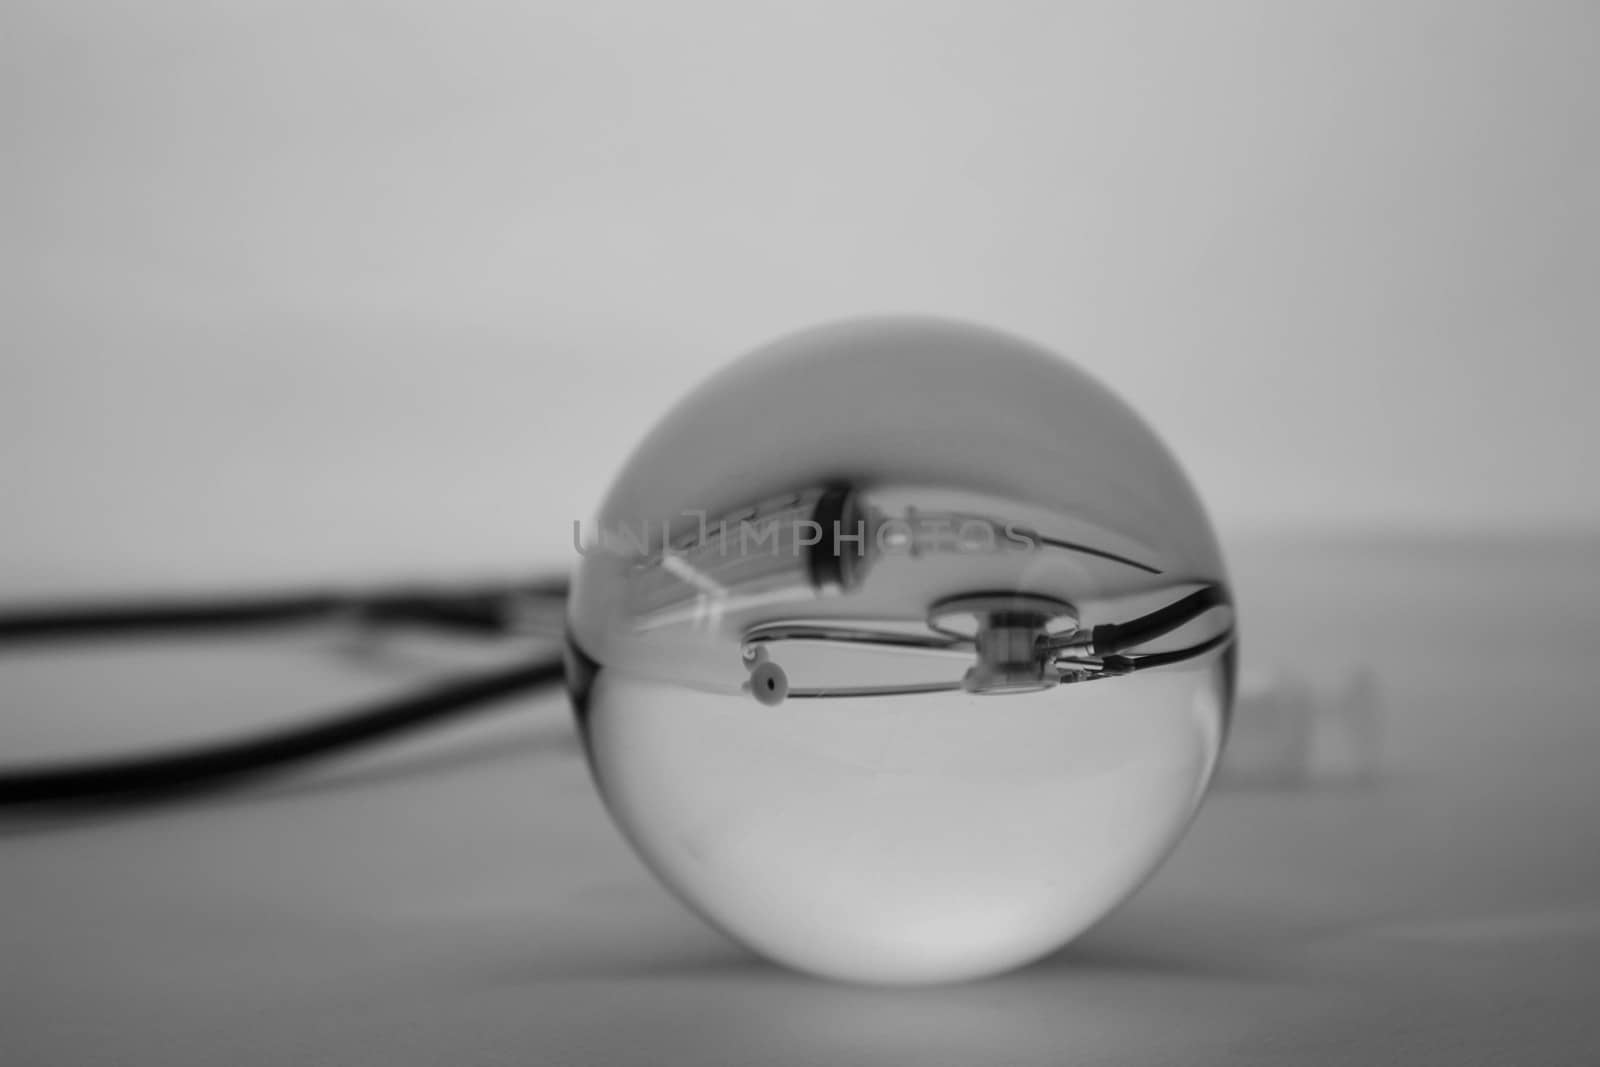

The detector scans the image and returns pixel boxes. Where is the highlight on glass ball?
[565,317,1236,985]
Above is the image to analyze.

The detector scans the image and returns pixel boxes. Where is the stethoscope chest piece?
[929,593,1077,695]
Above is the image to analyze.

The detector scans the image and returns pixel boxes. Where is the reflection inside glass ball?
[567,318,1235,985]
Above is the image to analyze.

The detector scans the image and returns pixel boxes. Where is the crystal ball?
[566,317,1235,985]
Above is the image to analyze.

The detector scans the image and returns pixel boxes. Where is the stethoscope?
[0,580,572,806]
[0,482,1233,808]
[739,585,1230,705]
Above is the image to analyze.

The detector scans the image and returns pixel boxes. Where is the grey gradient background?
[6,4,1600,1063]
[3,0,1597,598]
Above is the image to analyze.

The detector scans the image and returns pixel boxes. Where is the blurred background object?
[1216,665,1383,788]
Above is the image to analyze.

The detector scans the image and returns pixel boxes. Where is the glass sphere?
[566,317,1235,985]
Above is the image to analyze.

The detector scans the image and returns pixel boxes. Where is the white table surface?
[5,533,1599,1065]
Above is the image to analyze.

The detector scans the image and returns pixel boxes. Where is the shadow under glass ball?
[567,317,1235,985]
